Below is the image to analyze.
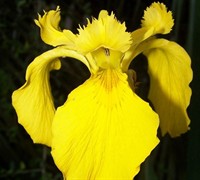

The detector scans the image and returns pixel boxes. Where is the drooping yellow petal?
[35,6,76,48]
[76,10,132,54]
[143,38,192,137]
[12,54,60,146]
[12,47,90,146]
[51,69,159,179]
[141,2,174,35]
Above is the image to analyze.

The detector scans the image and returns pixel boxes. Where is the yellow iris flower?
[12,2,192,179]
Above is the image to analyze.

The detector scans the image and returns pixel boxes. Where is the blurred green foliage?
[0,0,199,179]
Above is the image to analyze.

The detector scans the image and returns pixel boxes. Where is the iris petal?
[35,6,76,48]
[122,2,174,72]
[51,69,159,179]
[12,53,60,146]
[76,10,132,54]
[141,2,174,35]
[12,47,89,146]
[143,39,192,137]
[122,28,155,71]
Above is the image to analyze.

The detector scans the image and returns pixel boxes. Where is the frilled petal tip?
[141,2,174,35]
[143,38,192,137]
[51,69,159,179]
[34,6,76,47]
[122,3,174,72]
[76,10,132,54]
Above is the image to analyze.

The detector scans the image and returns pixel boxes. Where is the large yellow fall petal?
[35,6,76,48]
[143,39,192,137]
[51,69,159,179]
[12,47,89,146]
[12,55,60,147]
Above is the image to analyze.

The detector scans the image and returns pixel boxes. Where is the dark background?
[0,0,199,179]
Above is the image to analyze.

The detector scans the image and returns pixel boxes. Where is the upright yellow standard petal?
[141,2,174,34]
[35,6,76,47]
[76,10,132,54]
[51,69,159,179]
[122,2,174,72]
[143,39,192,137]
[12,47,90,146]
